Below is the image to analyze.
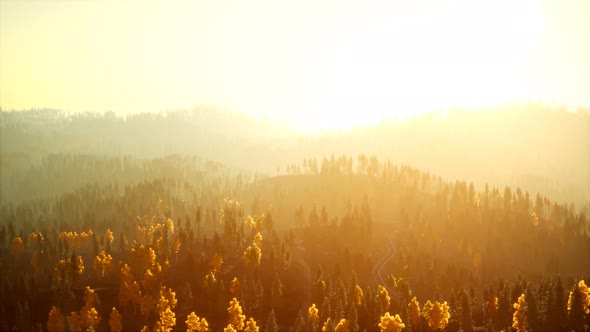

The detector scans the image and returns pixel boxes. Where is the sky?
[1,0,589,130]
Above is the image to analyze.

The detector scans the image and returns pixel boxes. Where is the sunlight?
[266,0,546,130]
[3,0,588,132]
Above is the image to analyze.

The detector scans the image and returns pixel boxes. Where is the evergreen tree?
[460,290,473,332]
[265,309,278,332]
[524,287,540,332]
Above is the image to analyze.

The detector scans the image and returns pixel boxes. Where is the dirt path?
[372,233,401,303]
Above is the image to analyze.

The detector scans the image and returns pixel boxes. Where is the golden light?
[1,0,588,131]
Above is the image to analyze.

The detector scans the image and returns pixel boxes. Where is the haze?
[1,0,590,130]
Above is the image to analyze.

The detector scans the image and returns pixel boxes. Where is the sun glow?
[1,0,588,131]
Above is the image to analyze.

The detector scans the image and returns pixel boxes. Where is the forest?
[0,107,589,332]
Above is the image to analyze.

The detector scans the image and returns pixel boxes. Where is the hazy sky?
[1,0,589,129]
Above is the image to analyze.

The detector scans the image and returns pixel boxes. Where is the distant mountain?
[1,103,588,209]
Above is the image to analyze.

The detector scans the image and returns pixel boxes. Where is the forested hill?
[0,153,588,331]
[1,104,589,208]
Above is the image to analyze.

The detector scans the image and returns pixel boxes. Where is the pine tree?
[271,273,283,309]
[265,309,279,332]
[524,287,540,332]
[294,309,306,332]
[460,290,473,332]
[347,303,359,332]
[544,276,566,332]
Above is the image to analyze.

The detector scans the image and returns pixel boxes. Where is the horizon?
[1,0,590,130]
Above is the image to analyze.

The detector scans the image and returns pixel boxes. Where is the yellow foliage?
[186,312,210,332]
[83,308,100,330]
[58,230,94,250]
[230,277,240,297]
[156,307,176,332]
[211,253,223,273]
[408,297,421,329]
[11,236,24,255]
[68,312,83,332]
[109,307,122,332]
[204,271,217,288]
[423,300,450,330]
[129,243,156,273]
[244,317,259,332]
[224,324,237,332]
[530,212,539,226]
[484,295,499,320]
[244,244,262,267]
[228,297,245,330]
[47,306,65,332]
[352,285,364,306]
[105,228,115,246]
[308,303,319,321]
[568,280,590,315]
[254,232,263,248]
[377,285,391,315]
[334,318,350,332]
[93,250,113,278]
[119,280,142,308]
[512,293,527,332]
[378,312,405,332]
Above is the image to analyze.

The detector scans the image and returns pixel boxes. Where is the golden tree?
[224,325,237,332]
[244,317,259,332]
[377,285,391,315]
[93,250,113,279]
[109,307,122,332]
[378,312,405,332]
[158,286,177,312]
[67,312,82,332]
[211,253,224,273]
[155,307,176,332]
[408,297,421,329]
[254,232,263,248]
[423,300,450,330]
[204,271,217,288]
[512,293,527,332]
[228,297,246,330]
[334,318,350,332]
[230,277,240,298]
[105,228,115,247]
[322,318,334,332]
[47,306,65,332]
[80,287,100,330]
[186,312,210,332]
[308,303,320,332]
[484,295,499,322]
[567,280,590,330]
[11,236,24,255]
[129,243,156,274]
[352,285,364,306]
[244,244,262,268]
